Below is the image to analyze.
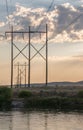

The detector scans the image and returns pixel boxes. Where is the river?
[0,110,83,130]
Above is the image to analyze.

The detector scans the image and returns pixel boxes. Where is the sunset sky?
[0,0,83,85]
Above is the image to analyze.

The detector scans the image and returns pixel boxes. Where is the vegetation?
[13,89,83,110]
[18,90,32,98]
[77,90,83,98]
[0,87,83,111]
[0,87,12,110]
[24,97,83,110]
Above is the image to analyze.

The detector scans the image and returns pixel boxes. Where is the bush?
[0,87,12,99]
[77,90,83,98]
[18,90,32,98]
[0,87,12,110]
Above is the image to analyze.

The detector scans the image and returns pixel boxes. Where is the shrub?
[0,87,12,110]
[0,87,12,99]
[77,90,83,98]
[18,90,32,98]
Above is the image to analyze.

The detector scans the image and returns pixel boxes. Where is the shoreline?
[0,86,83,111]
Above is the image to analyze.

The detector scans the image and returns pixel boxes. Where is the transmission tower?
[14,62,28,87]
[5,24,48,88]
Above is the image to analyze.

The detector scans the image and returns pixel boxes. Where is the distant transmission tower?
[5,24,48,88]
[14,62,28,87]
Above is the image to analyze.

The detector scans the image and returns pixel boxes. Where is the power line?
[37,0,55,31]
[5,0,9,16]
[47,0,55,12]
[45,5,83,41]
[57,14,83,37]
[5,0,83,41]
[5,0,11,28]
[38,2,83,40]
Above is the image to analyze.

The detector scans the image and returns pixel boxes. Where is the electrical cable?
[5,0,12,28]
[38,1,83,39]
[54,13,83,43]
[47,0,55,12]
[37,0,55,31]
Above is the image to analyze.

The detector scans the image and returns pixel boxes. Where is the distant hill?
[48,81,83,87]
[76,81,83,84]
[1,81,83,87]
[20,81,83,87]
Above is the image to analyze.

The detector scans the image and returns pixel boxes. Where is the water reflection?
[0,112,12,130]
[0,110,83,130]
[9,112,13,130]
[44,112,48,130]
[27,112,30,130]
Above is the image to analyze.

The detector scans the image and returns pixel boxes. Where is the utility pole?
[14,62,20,87]
[11,26,13,88]
[28,26,31,87]
[25,62,27,87]
[20,69,21,88]
[46,24,48,86]
[17,62,20,87]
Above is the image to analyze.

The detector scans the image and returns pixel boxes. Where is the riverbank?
[12,86,83,110]
[0,86,83,110]
[24,97,83,110]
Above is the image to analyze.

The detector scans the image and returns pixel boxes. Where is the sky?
[0,0,83,85]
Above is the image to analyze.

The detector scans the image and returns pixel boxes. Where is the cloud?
[0,22,5,27]
[0,2,83,43]
[61,3,77,12]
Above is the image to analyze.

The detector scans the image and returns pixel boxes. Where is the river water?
[0,110,83,130]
